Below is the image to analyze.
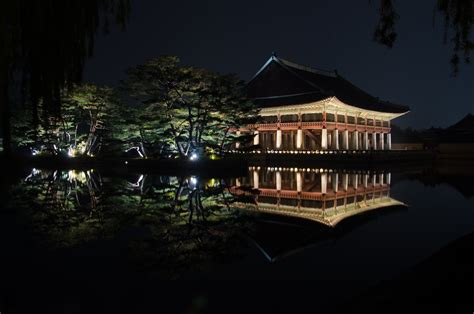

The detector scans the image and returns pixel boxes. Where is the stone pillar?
[276,171,281,191]
[372,133,377,150]
[235,178,241,187]
[380,133,385,150]
[321,173,327,194]
[296,172,302,193]
[253,170,259,189]
[235,130,241,149]
[332,173,339,192]
[296,129,303,149]
[333,129,339,150]
[253,130,259,146]
[343,130,349,150]
[342,173,349,191]
[363,132,369,150]
[353,131,359,150]
[379,173,384,185]
[352,174,359,189]
[386,173,391,185]
[387,133,392,150]
[276,129,282,149]
[321,128,328,150]
[363,174,368,188]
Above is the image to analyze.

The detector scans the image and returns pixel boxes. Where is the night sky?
[83,0,474,129]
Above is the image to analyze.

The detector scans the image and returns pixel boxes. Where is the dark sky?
[84,0,474,129]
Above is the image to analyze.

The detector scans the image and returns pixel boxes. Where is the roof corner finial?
[272,51,277,58]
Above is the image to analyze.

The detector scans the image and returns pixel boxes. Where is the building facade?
[240,54,409,151]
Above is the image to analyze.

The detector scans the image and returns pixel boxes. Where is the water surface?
[0,163,473,312]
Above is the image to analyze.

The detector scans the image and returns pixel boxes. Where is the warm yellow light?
[68,148,76,157]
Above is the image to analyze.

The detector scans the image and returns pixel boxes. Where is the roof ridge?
[276,56,338,78]
[247,55,276,85]
[253,91,322,100]
[272,57,329,96]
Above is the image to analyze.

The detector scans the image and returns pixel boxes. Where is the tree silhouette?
[373,0,473,75]
[0,0,130,156]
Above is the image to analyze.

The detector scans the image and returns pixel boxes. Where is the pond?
[0,162,473,313]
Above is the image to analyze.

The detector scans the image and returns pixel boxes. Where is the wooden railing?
[230,185,389,201]
[246,121,390,133]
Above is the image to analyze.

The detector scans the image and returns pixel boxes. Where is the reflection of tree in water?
[13,169,106,247]
[9,170,254,278]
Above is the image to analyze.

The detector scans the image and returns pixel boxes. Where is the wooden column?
[353,131,359,150]
[276,113,282,149]
[342,173,349,191]
[297,129,303,149]
[379,132,385,150]
[253,130,259,146]
[363,132,369,150]
[343,130,349,150]
[296,172,302,193]
[333,129,339,150]
[372,132,377,150]
[276,129,282,149]
[235,130,241,148]
[321,173,327,194]
[276,171,282,191]
[352,174,359,189]
[253,170,259,189]
[332,173,339,192]
[321,128,328,150]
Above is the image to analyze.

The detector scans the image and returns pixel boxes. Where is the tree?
[0,0,130,156]
[12,83,129,157]
[60,84,130,157]
[373,0,473,74]
[124,56,259,159]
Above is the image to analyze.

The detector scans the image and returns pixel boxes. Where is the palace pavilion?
[240,54,409,151]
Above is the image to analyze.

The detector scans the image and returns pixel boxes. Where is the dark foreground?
[340,230,474,314]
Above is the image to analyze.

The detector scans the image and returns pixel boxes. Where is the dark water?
[0,163,473,313]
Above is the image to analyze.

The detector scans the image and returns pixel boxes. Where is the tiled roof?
[247,55,409,114]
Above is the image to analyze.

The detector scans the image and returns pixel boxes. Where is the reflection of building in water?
[231,167,404,227]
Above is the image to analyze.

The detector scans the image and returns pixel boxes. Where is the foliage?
[12,60,258,159]
[373,0,474,74]
[12,84,130,157]
[124,56,259,158]
[373,0,399,48]
[0,0,131,155]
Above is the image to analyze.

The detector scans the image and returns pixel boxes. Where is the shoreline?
[3,148,470,176]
